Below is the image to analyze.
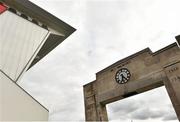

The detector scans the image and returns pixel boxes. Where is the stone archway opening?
[83,36,180,121]
[107,86,178,122]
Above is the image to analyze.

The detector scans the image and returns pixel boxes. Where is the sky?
[18,0,180,121]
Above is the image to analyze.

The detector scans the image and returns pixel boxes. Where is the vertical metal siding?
[0,11,49,81]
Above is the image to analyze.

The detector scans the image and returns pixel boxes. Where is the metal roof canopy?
[1,0,76,69]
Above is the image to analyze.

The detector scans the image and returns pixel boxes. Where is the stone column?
[163,62,180,120]
[83,82,108,121]
[96,103,108,121]
[83,82,98,121]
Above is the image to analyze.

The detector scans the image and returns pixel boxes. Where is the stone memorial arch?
[83,36,180,121]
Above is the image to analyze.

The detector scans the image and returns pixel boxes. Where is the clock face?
[115,68,131,84]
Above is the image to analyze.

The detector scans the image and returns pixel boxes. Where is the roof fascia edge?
[2,0,76,37]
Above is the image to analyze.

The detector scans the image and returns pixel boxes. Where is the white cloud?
[107,87,178,122]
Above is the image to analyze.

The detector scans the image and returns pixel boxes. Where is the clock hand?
[120,74,127,81]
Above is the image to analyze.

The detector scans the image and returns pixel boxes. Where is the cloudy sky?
[18,0,180,121]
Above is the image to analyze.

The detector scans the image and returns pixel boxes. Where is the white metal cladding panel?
[0,11,49,81]
[0,72,48,121]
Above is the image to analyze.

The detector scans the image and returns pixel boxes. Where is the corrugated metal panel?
[0,11,49,81]
[0,1,76,70]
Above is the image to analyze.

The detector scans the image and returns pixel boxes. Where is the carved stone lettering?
[169,67,178,73]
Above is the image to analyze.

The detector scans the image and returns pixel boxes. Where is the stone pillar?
[83,82,97,121]
[96,103,108,121]
[83,82,108,121]
[163,62,180,120]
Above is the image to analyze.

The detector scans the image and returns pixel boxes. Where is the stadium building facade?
[0,0,75,121]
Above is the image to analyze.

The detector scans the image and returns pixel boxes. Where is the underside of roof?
[28,34,65,69]
[1,0,76,69]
